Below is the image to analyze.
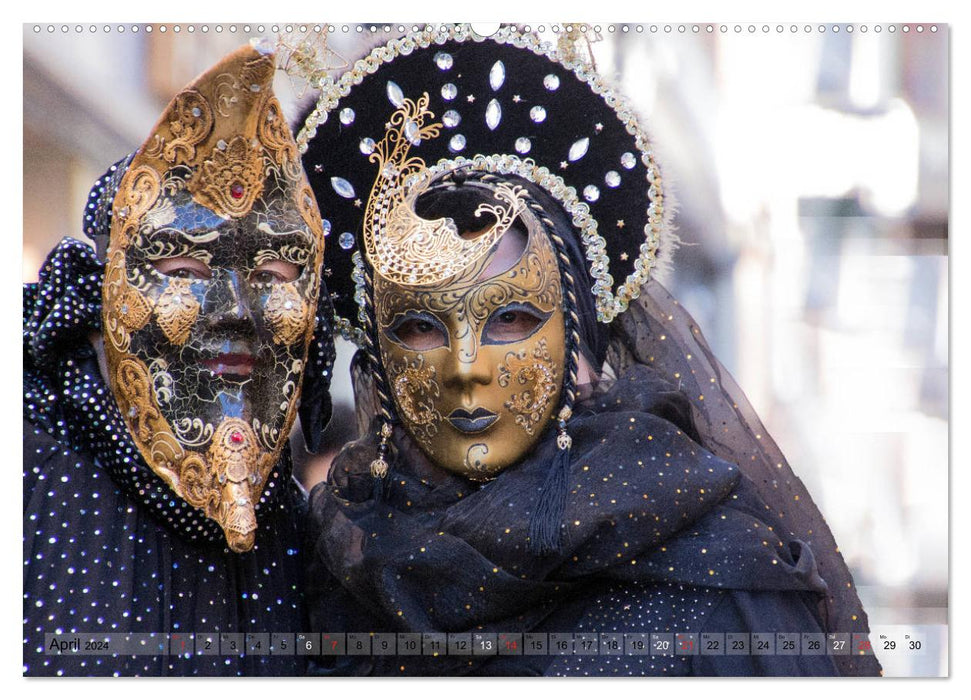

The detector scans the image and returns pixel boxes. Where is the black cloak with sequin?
[23,180,336,676]
[303,281,882,677]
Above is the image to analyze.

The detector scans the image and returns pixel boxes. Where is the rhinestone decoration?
[404,120,422,145]
[339,232,355,249]
[489,60,506,91]
[448,134,467,152]
[584,185,601,202]
[485,99,502,131]
[360,137,376,155]
[568,137,590,162]
[321,218,332,236]
[296,24,672,331]
[331,176,356,199]
[339,107,356,125]
[387,80,405,107]
[443,110,461,128]
[434,51,453,70]
[515,137,532,154]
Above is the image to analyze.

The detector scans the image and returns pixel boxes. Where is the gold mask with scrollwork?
[101,44,326,552]
[375,180,566,480]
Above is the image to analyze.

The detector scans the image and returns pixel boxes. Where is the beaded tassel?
[370,422,393,478]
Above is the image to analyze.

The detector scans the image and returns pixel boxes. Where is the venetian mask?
[101,44,326,552]
[374,180,566,479]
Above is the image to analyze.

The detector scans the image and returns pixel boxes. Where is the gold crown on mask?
[363,94,527,287]
[102,43,324,553]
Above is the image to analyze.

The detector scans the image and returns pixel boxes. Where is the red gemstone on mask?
[230,431,244,444]
[230,183,244,199]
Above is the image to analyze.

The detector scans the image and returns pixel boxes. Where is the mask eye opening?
[385,311,450,351]
[481,302,552,345]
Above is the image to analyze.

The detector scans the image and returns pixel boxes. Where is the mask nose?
[442,325,492,394]
[208,270,254,327]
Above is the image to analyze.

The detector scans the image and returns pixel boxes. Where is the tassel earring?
[370,422,393,478]
[528,405,573,556]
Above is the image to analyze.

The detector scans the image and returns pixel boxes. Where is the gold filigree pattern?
[204,419,270,553]
[114,283,154,332]
[113,165,162,247]
[362,96,528,287]
[264,283,309,345]
[155,278,201,345]
[179,452,219,513]
[144,90,214,164]
[392,363,441,428]
[102,250,135,352]
[259,96,301,179]
[189,136,266,219]
[114,357,165,445]
[387,357,442,451]
[297,184,325,243]
[498,338,558,436]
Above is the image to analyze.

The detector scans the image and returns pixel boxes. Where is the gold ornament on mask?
[144,90,214,165]
[497,338,559,437]
[375,194,567,479]
[101,44,326,552]
[264,283,310,345]
[103,250,154,352]
[189,136,266,219]
[154,278,201,345]
[363,96,528,287]
[387,356,442,450]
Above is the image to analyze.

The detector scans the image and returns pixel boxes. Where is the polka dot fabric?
[24,239,309,676]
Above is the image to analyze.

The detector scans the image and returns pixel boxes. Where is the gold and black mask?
[375,179,566,478]
[101,44,326,552]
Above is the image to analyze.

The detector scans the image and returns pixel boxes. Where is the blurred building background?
[23,22,948,676]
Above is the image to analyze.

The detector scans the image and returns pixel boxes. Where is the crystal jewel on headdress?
[485,99,502,130]
[568,137,590,162]
[404,120,422,145]
[443,110,461,128]
[489,60,506,91]
[387,81,405,107]
[515,137,532,154]
[339,232,355,249]
[605,171,621,187]
[360,137,376,154]
[449,134,466,152]
[296,24,671,331]
[331,177,356,199]
[434,51,453,70]
[583,185,600,202]
[340,107,355,125]
[321,218,332,235]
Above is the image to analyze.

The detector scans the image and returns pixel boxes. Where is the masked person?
[298,25,881,676]
[23,43,335,676]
